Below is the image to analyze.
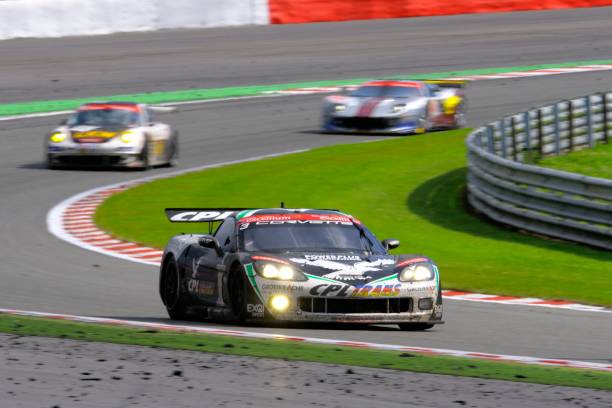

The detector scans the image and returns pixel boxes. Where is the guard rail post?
[603,93,609,144]
[537,109,544,156]
[586,96,593,147]
[523,111,531,160]
[511,116,518,161]
[568,100,574,152]
[553,103,561,155]
[486,125,495,153]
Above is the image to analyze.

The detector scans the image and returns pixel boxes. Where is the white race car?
[46,102,178,169]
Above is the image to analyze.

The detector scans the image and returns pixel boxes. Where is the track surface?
[3,334,611,408]
[0,8,611,365]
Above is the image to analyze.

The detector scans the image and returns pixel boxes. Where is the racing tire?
[167,132,179,167]
[46,155,59,170]
[139,138,152,171]
[453,102,467,129]
[228,267,247,322]
[162,258,188,320]
[398,323,435,331]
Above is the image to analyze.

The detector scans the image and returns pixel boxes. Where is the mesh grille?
[298,297,412,314]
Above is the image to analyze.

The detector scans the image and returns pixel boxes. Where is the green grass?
[538,141,612,179]
[1,314,610,390]
[96,130,612,306]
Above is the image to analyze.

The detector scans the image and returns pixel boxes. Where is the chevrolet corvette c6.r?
[160,208,443,330]
[46,102,178,169]
[322,80,465,134]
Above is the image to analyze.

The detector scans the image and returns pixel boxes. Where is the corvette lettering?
[309,283,401,297]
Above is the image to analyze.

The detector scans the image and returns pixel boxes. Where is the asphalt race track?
[1,7,611,369]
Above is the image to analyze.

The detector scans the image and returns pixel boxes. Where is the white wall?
[0,0,270,40]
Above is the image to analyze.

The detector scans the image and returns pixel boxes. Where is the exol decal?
[309,283,402,297]
[247,303,264,318]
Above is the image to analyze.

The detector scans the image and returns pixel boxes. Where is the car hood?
[326,96,427,118]
[252,253,430,286]
[68,125,129,143]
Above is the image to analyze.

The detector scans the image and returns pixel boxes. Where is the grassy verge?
[538,142,611,179]
[96,130,612,306]
[1,314,610,390]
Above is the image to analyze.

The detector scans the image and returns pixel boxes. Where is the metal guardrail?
[466,92,612,250]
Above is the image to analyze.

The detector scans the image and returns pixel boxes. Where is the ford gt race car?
[46,102,178,169]
[322,80,466,134]
[160,208,443,330]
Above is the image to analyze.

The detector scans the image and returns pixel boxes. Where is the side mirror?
[198,235,223,256]
[381,238,400,251]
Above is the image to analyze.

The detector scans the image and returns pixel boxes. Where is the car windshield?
[351,86,422,99]
[67,108,140,127]
[238,216,385,254]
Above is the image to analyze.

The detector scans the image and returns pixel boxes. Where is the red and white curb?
[47,169,611,314]
[47,152,307,267]
[1,307,610,373]
[262,64,612,95]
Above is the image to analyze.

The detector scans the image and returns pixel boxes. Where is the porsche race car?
[322,80,466,134]
[46,102,178,169]
[160,208,443,330]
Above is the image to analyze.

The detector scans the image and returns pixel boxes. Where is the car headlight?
[49,132,67,143]
[253,260,307,281]
[120,131,139,143]
[333,104,346,112]
[392,104,406,113]
[398,262,434,282]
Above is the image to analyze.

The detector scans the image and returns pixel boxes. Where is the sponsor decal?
[291,258,395,281]
[237,213,359,225]
[169,210,234,222]
[187,279,215,296]
[309,283,402,297]
[304,254,361,261]
[73,130,118,140]
[247,303,264,318]
[261,284,303,292]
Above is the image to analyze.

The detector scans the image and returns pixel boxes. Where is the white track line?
[0,307,610,372]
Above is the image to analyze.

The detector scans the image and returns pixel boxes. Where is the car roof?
[360,80,423,88]
[78,102,142,112]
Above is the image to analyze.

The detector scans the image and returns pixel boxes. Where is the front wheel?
[398,323,434,331]
[228,268,247,322]
[139,139,152,170]
[163,259,188,320]
[167,132,179,167]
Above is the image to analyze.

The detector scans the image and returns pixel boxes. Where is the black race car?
[159,208,443,330]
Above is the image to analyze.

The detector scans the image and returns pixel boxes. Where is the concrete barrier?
[0,0,269,40]
[268,0,612,24]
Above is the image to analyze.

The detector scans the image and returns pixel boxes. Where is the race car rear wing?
[165,208,250,222]
[165,207,342,223]
[423,79,466,89]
